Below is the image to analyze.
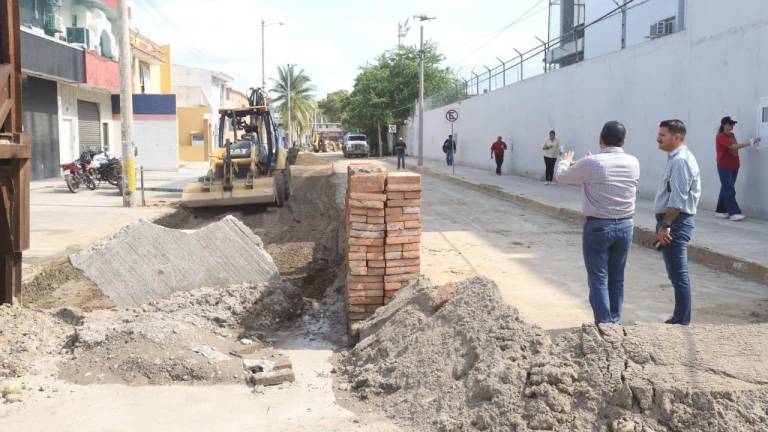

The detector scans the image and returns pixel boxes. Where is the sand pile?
[338,277,768,432]
[70,216,280,307]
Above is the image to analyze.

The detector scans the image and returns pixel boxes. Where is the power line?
[449,0,548,71]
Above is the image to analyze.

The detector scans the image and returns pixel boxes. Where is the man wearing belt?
[654,119,701,326]
[556,121,640,324]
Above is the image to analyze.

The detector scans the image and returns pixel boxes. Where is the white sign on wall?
[757,97,768,150]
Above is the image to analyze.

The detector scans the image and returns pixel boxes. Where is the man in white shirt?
[542,130,561,185]
[555,121,640,324]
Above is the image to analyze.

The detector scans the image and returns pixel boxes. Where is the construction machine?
[181,88,291,208]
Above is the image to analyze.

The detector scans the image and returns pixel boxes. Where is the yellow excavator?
[181,88,291,208]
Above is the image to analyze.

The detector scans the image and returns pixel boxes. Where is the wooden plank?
[0,143,31,159]
[15,158,29,250]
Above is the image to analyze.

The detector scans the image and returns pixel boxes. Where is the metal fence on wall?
[424,0,675,110]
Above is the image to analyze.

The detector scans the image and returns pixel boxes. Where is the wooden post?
[0,0,30,304]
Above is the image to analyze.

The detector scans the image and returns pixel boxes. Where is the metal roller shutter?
[77,100,101,154]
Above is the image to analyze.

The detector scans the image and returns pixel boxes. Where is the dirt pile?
[338,277,768,432]
[0,304,73,378]
[70,216,280,307]
[58,281,303,385]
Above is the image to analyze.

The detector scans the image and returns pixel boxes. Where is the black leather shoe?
[664,317,678,324]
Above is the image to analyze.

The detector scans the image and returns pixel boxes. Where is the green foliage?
[342,42,459,144]
[318,90,349,123]
[271,65,317,143]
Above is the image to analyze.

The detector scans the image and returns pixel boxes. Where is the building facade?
[19,0,121,179]
[172,65,233,161]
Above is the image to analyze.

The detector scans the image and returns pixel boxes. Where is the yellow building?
[130,30,172,94]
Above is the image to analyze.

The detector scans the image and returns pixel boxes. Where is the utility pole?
[118,0,134,207]
[261,20,266,90]
[261,20,284,92]
[415,14,435,167]
[612,0,627,49]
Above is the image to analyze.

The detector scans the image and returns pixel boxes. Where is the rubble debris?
[338,276,768,432]
[70,216,281,307]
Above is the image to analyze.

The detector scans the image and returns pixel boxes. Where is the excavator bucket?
[181,177,278,208]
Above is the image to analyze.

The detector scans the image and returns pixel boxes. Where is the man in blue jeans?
[556,121,640,324]
[654,119,701,325]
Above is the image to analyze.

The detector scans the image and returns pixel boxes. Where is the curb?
[411,165,768,285]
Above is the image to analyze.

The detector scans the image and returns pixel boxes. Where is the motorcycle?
[89,151,123,193]
[60,151,96,193]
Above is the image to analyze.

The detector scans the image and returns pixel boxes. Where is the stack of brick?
[383,172,422,304]
[346,165,388,326]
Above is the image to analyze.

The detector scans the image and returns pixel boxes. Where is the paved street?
[328,154,768,329]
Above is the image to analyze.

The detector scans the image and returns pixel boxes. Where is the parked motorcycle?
[60,151,96,193]
[89,151,123,193]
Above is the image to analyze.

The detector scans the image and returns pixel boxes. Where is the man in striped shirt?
[555,121,640,324]
[654,119,701,326]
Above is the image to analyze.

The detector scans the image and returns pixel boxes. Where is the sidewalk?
[140,162,208,192]
[392,157,768,284]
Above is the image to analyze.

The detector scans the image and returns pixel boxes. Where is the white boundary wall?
[408,0,768,219]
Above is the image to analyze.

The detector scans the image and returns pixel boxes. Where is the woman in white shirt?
[542,130,561,185]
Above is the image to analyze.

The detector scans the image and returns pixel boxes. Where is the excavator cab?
[181,88,290,208]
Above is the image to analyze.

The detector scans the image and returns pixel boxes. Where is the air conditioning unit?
[44,13,64,34]
[650,17,676,39]
[66,27,91,48]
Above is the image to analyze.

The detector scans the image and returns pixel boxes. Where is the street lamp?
[414,14,435,167]
[261,20,284,91]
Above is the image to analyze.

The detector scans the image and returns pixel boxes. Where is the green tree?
[343,42,459,153]
[271,64,317,144]
[318,90,349,123]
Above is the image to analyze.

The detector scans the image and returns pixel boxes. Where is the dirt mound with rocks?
[70,216,280,308]
[0,305,73,378]
[58,281,302,385]
[338,277,768,432]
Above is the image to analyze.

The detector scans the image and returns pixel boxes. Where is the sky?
[129,0,553,99]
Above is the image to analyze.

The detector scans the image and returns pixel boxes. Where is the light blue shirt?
[654,145,701,215]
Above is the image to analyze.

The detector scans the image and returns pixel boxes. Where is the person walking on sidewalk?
[490,136,508,175]
[555,121,640,325]
[394,137,407,170]
[542,130,561,185]
[715,116,761,221]
[654,119,701,326]
[443,135,456,166]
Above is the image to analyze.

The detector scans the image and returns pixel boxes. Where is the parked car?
[342,132,369,158]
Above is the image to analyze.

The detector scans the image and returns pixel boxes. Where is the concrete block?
[386,222,405,230]
[403,243,421,252]
[387,229,421,238]
[387,192,405,200]
[248,369,295,387]
[367,216,385,224]
[386,183,422,192]
[386,258,420,268]
[348,199,385,209]
[366,267,385,276]
[350,192,387,202]
[386,235,421,245]
[385,252,403,260]
[402,250,420,259]
[350,230,385,239]
[384,273,419,282]
[385,244,403,252]
[366,252,385,261]
[386,172,421,184]
[349,173,387,193]
[349,297,385,305]
[348,281,385,290]
[404,220,422,229]
[386,265,421,275]
[404,192,421,199]
[351,223,386,232]
[402,207,421,214]
[349,238,385,246]
[348,252,367,261]
[386,214,420,222]
[350,215,367,223]
[387,199,421,208]
[367,209,386,217]
[368,260,386,268]
[348,275,385,283]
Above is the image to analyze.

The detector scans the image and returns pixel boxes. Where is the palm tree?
[271,64,316,146]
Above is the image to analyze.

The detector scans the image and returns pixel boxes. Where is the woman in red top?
[715,116,761,221]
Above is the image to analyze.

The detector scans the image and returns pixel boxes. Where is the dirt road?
[326,154,768,329]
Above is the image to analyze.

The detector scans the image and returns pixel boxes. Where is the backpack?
[442,140,450,153]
